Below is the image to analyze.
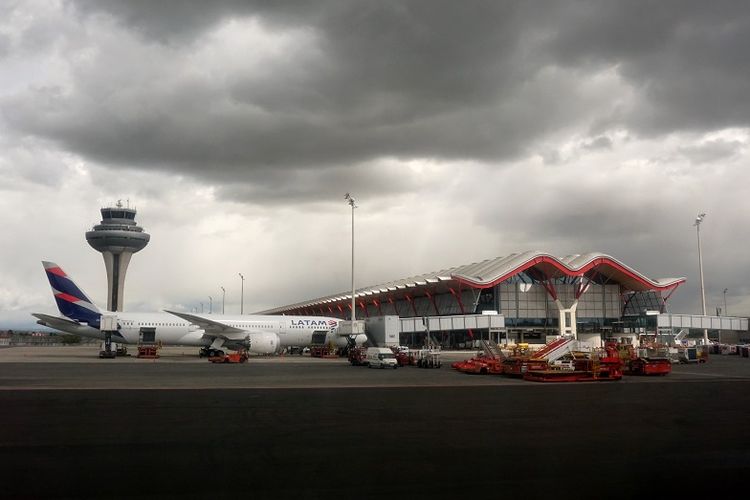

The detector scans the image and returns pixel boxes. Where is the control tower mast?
[85,200,150,311]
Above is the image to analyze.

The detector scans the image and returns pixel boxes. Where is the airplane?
[32,261,367,356]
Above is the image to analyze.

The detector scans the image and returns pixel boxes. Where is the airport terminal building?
[261,251,749,347]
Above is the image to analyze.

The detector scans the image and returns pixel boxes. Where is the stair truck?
[522,338,623,382]
[452,340,504,374]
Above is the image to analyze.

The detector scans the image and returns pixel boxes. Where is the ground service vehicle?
[392,346,412,366]
[366,347,398,369]
[208,350,249,363]
[414,348,442,368]
[348,346,368,366]
[452,340,504,374]
[619,344,672,376]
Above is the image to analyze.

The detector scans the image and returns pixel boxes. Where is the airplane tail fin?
[42,261,101,327]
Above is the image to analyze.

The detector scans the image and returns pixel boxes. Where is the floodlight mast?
[345,193,357,323]
[238,273,245,315]
[694,212,708,344]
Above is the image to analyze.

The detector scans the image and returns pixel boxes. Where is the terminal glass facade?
[361,279,651,338]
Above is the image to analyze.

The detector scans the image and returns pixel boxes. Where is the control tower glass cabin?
[85,203,150,311]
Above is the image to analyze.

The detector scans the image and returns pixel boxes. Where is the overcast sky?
[2,0,749,329]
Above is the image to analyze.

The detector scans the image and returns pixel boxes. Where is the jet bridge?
[400,313,505,337]
[657,313,747,342]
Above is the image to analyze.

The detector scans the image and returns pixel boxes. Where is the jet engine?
[244,332,280,354]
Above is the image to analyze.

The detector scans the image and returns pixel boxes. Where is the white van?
[366,347,398,369]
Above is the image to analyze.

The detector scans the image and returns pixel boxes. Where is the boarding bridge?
[338,320,365,335]
[656,313,748,332]
[656,313,748,343]
[399,313,505,335]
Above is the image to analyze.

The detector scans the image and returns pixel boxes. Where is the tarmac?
[2,346,750,499]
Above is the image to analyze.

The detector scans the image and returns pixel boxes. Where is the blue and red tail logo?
[43,261,101,327]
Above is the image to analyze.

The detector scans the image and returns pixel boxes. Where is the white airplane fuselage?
[44,312,352,351]
[35,261,366,354]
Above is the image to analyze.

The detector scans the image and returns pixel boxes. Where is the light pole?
[345,193,357,322]
[694,212,708,344]
[200,302,204,314]
[723,288,728,316]
[221,286,226,315]
[209,296,213,314]
[238,273,245,315]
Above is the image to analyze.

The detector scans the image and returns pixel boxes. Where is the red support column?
[449,287,466,314]
[661,285,679,312]
[540,280,558,301]
[575,279,589,300]
[405,294,418,316]
[388,297,399,316]
[425,291,440,315]
[450,286,472,338]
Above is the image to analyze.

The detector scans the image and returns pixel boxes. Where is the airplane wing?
[164,310,252,340]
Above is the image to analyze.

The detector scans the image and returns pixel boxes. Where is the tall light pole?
[345,193,357,322]
[694,212,708,344]
[208,296,213,314]
[723,288,728,316]
[221,286,226,315]
[238,273,245,315]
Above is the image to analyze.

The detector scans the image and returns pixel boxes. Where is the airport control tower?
[85,201,150,311]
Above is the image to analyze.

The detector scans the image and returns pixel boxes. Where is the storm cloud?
[1,0,749,328]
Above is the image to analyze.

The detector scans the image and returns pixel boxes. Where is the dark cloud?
[545,0,750,135]
[67,0,256,43]
[215,162,442,205]
[2,0,749,198]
